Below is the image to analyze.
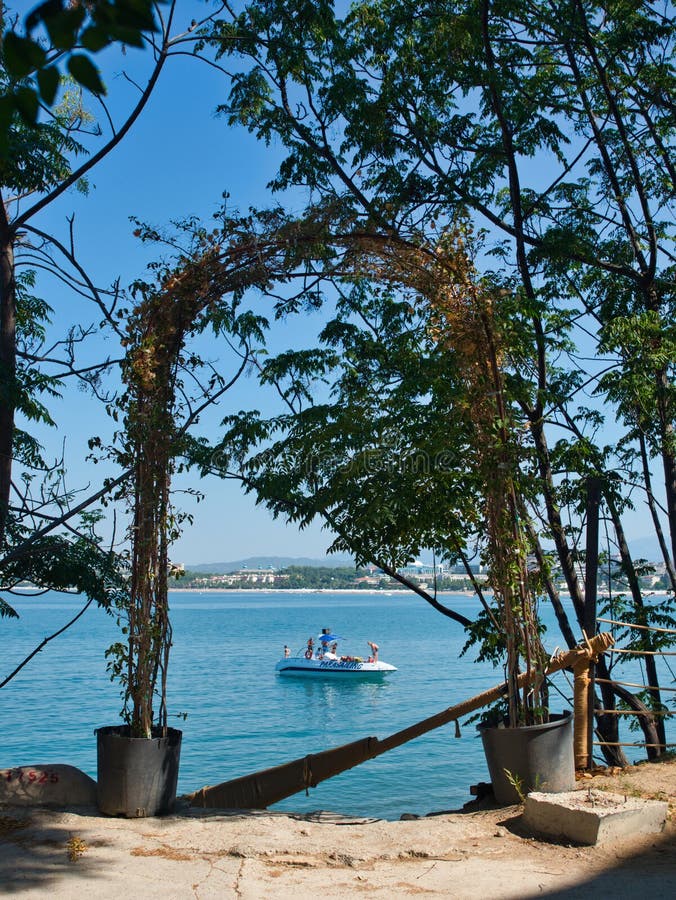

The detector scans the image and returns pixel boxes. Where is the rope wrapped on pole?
[186,633,614,810]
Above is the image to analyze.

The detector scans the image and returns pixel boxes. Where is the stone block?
[523,789,668,846]
[0,764,97,808]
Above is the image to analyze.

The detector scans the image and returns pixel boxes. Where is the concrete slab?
[0,764,97,808]
[523,788,668,846]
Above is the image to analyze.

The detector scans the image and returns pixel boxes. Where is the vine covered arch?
[118,216,318,736]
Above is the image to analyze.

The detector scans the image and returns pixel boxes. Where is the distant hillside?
[628,536,661,562]
[186,555,356,574]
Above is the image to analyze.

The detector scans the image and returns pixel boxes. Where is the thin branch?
[0,596,94,689]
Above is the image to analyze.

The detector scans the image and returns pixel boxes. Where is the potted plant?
[96,280,188,818]
[429,236,575,803]
[92,212,286,814]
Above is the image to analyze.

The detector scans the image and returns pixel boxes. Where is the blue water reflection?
[2,589,672,820]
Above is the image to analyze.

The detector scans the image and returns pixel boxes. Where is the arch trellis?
[117,221,320,737]
[116,215,448,736]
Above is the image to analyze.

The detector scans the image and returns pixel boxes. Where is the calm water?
[2,590,673,819]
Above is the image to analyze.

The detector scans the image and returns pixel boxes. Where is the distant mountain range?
[187,536,664,575]
[627,536,662,562]
[186,555,356,574]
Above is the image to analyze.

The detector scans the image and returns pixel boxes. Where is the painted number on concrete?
[1,769,59,783]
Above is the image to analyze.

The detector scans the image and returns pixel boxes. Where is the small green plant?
[503,769,545,801]
[479,699,509,728]
[503,768,526,803]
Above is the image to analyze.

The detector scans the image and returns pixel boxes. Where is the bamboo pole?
[573,655,592,769]
[595,678,676,692]
[583,477,601,770]
[597,617,676,634]
[186,633,613,810]
[594,742,676,748]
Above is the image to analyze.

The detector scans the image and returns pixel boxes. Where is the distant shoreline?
[166,586,672,601]
[168,586,476,596]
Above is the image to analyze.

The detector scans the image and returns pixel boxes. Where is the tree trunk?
[656,372,676,568]
[529,418,586,626]
[596,655,662,763]
[0,195,15,550]
[605,493,667,751]
[527,417,664,760]
[595,656,629,767]
[639,431,676,592]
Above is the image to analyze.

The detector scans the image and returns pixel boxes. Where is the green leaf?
[42,5,86,50]
[107,0,161,33]
[105,25,146,48]
[13,87,40,125]
[3,32,46,79]
[80,25,112,53]
[67,54,106,95]
[37,66,60,106]
[0,96,14,150]
[0,597,19,619]
[25,0,63,32]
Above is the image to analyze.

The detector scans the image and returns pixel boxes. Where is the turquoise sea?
[2,590,673,820]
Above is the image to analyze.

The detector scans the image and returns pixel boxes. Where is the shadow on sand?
[500,810,676,898]
[0,805,114,894]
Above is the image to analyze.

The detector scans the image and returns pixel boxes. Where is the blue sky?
[18,0,340,566]
[15,0,662,568]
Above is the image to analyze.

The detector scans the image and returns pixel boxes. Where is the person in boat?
[305,637,314,659]
[284,645,291,658]
[322,641,339,660]
[318,628,332,659]
[367,641,379,662]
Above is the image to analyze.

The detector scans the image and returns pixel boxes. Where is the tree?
[94,204,366,734]
[105,218,269,736]
[201,0,675,759]
[0,2,226,653]
[0,0,163,139]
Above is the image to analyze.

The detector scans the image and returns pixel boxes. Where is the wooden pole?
[187,633,614,810]
[582,475,601,769]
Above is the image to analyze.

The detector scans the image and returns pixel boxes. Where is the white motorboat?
[275,655,397,677]
[276,632,396,677]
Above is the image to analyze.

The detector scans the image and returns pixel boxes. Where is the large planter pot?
[478,711,575,805]
[96,725,182,817]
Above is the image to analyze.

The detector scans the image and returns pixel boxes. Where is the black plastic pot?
[478,711,575,805]
[96,725,182,817]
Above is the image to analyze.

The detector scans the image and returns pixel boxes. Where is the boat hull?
[275,658,396,678]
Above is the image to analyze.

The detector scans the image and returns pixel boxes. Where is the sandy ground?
[1,759,674,899]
